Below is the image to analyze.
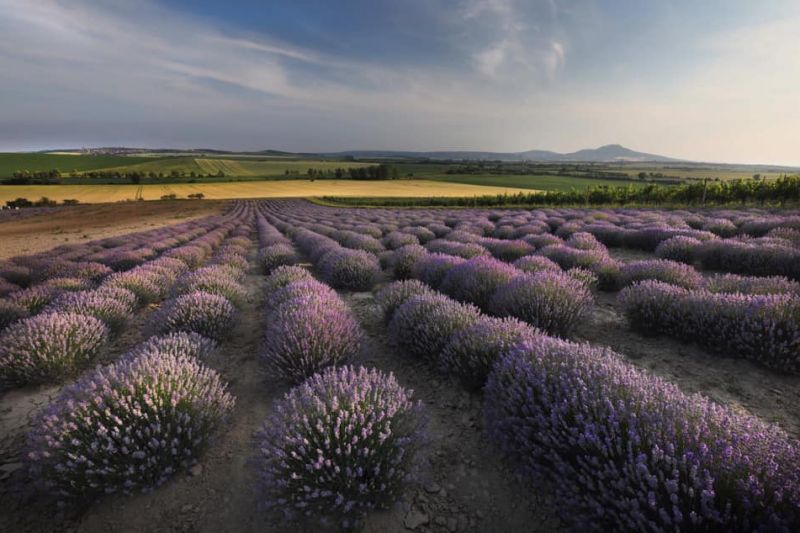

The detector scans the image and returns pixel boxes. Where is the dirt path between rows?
[342,289,561,533]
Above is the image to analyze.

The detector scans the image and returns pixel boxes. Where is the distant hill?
[324,144,681,162]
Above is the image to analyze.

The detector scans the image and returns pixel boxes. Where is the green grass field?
[92,157,373,177]
[0,153,155,176]
[421,173,649,192]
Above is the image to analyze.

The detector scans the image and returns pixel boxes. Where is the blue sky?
[0,0,798,164]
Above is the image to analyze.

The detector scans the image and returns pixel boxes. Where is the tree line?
[324,175,800,208]
[3,169,225,185]
[286,164,400,180]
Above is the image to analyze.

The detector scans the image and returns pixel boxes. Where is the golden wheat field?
[0,179,535,204]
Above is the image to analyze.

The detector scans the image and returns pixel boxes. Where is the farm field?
[422,172,647,191]
[1,200,799,533]
[0,201,224,259]
[0,180,535,204]
[0,153,155,176]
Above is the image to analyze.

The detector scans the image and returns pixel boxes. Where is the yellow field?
[0,180,536,204]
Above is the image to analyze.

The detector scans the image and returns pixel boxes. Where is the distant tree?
[637,172,647,180]
[187,193,205,199]
[753,174,761,180]
[160,193,177,200]
[63,199,80,205]
[6,197,33,208]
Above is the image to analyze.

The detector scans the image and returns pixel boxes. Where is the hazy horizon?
[1,1,799,165]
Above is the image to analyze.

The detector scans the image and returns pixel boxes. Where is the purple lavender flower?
[263,265,313,297]
[439,315,538,390]
[254,365,424,525]
[151,291,236,341]
[27,350,234,500]
[261,294,364,383]
[317,249,380,291]
[389,294,481,359]
[389,244,428,279]
[374,280,436,323]
[654,235,702,264]
[439,256,518,310]
[0,312,108,386]
[618,259,704,290]
[489,271,592,338]
[410,253,466,288]
[258,244,298,274]
[485,336,800,530]
[0,300,28,331]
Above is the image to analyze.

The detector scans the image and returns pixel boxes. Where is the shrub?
[151,291,236,341]
[705,273,800,295]
[8,285,60,314]
[263,279,338,315]
[263,265,313,297]
[0,313,108,386]
[0,278,20,297]
[389,244,428,280]
[27,350,234,500]
[0,300,28,331]
[618,259,704,290]
[425,239,488,259]
[103,270,165,305]
[439,316,537,391]
[174,267,247,306]
[389,294,481,360]
[317,249,380,291]
[489,271,592,338]
[696,239,800,280]
[485,239,534,262]
[131,331,216,360]
[383,231,419,250]
[512,255,560,274]
[42,277,94,292]
[654,235,702,264]
[484,336,800,531]
[410,253,465,288]
[48,291,134,332]
[258,244,298,274]
[566,267,598,290]
[374,280,436,323]
[260,295,364,383]
[439,256,518,310]
[0,263,32,287]
[254,365,424,526]
[618,281,800,372]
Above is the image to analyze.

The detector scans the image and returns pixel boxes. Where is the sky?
[0,0,798,165]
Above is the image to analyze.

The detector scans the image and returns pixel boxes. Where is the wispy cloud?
[0,0,798,164]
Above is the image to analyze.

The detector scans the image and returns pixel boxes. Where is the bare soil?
[0,201,225,260]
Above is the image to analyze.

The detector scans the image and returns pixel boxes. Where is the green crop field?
[420,173,650,192]
[93,157,373,177]
[0,153,155,176]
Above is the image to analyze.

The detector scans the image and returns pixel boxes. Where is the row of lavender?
[262,200,800,374]
[374,279,800,531]
[0,207,252,387]
[259,199,800,281]
[254,200,800,529]
[21,207,256,501]
[0,203,248,331]
[252,217,425,527]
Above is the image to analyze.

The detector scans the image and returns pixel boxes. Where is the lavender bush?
[151,291,236,341]
[618,259,704,290]
[439,316,537,390]
[512,255,560,274]
[485,336,800,531]
[0,313,108,386]
[489,271,592,338]
[389,294,481,360]
[131,331,217,360]
[47,290,134,332]
[317,249,380,291]
[374,280,436,323]
[27,350,234,500]
[654,235,702,264]
[261,294,364,383]
[259,244,298,274]
[619,280,800,372]
[389,244,428,279]
[263,265,313,297]
[439,256,518,310]
[410,253,466,288]
[254,365,424,526]
[705,273,800,295]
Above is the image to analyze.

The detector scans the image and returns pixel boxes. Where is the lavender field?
[1,199,799,532]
